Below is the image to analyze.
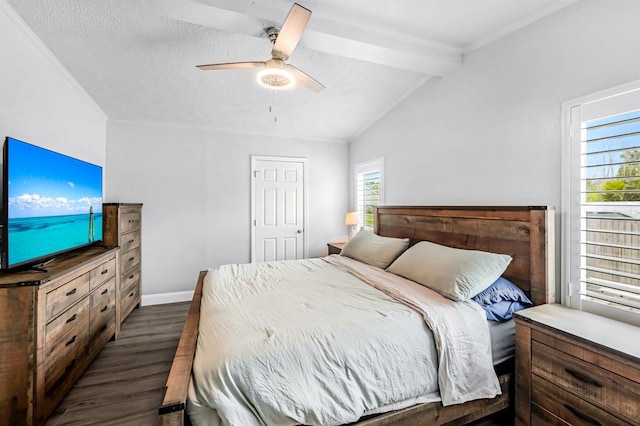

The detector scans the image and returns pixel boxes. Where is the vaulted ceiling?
[8,0,578,142]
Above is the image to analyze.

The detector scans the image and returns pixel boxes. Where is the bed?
[159,206,555,426]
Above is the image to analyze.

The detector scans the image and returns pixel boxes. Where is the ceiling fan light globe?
[256,68,295,90]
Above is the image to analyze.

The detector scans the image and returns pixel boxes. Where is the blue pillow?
[472,277,533,321]
[482,300,531,321]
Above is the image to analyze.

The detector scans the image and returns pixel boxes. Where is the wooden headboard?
[374,206,555,306]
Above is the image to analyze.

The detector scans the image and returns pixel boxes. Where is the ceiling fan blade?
[197,61,265,71]
[285,64,325,93]
[271,3,311,61]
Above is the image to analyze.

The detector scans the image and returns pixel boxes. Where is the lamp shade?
[345,212,359,226]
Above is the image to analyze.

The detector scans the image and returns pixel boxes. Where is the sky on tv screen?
[8,138,103,219]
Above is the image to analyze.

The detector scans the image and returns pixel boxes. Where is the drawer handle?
[65,358,76,373]
[65,288,77,296]
[101,288,108,295]
[101,269,109,275]
[129,292,134,298]
[128,239,134,243]
[100,305,108,313]
[128,256,134,261]
[65,335,77,347]
[99,324,108,332]
[564,404,601,426]
[129,274,134,279]
[565,368,602,387]
[65,314,77,324]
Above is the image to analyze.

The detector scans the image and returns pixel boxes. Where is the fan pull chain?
[268,90,279,124]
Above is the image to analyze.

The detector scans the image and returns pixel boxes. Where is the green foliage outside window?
[363,178,379,229]
[587,149,640,202]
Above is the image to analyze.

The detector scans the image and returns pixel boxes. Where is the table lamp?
[345,211,359,239]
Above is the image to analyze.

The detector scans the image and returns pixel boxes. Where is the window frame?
[562,79,640,326]
[354,158,385,231]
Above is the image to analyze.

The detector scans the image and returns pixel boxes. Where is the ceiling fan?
[196,3,325,92]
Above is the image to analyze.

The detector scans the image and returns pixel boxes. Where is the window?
[355,158,384,231]
[563,81,640,326]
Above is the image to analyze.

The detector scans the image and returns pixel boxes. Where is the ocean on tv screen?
[8,212,103,266]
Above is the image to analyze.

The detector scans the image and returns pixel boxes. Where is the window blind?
[580,109,640,314]
[356,170,379,230]
[355,159,384,231]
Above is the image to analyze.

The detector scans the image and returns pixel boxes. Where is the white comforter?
[187,256,500,426]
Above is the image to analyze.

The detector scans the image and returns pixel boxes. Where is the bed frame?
[159,206,555,425]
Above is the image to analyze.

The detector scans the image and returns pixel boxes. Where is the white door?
[251,156,306,262]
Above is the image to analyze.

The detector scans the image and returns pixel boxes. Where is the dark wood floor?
[46,302,190,426]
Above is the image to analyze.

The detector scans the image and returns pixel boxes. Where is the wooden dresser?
[0,246,118,425]
[515,304,640,426]
[103,203,142,334]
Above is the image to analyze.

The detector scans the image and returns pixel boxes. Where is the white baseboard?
[141,290,194,306]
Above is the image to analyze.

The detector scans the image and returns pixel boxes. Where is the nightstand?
[327,242,346,255]
[514,304,640,426]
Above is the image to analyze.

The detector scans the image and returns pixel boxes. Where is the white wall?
[106,120,348,295]
[349,0,640,210]
[0,1,106,166]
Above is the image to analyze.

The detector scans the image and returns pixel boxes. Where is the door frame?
[251,155,308,263]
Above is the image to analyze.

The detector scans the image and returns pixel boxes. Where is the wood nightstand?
[514,304,640,426]
[327,242,346,255]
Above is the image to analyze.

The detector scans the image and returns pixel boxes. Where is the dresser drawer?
[44,325,88,395]
[120,283,139,322]
[46,273,90,320]
[120,267,140,293]
[90,295,115,353]
[531,375,629,426]
[45,297,89,354]
[91,278,116,308]
[120,230,141,254]
[532,340,640,423]
[121,278,139,306]
[120,247,141,275]
[120,210,141,233]
[45,321,88,370]
[89,257,116,290]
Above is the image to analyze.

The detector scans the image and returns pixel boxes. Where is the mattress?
[487,318,516,366]
[188,256,501,426]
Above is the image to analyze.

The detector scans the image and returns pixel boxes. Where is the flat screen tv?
[1,137,103,271]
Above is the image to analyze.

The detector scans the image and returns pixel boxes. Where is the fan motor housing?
[266,27,279,43]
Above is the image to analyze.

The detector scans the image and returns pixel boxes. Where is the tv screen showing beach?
[6,138,103,268]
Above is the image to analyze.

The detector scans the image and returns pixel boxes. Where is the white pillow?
[340,228,409,269]
[386,241,512,301]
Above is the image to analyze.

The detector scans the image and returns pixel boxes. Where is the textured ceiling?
[7,0,577,142]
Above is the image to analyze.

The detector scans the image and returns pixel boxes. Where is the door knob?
[297,229,303,234]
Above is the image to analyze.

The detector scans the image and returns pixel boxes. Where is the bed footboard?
[159,270,206,426]
[355,371,512,425]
